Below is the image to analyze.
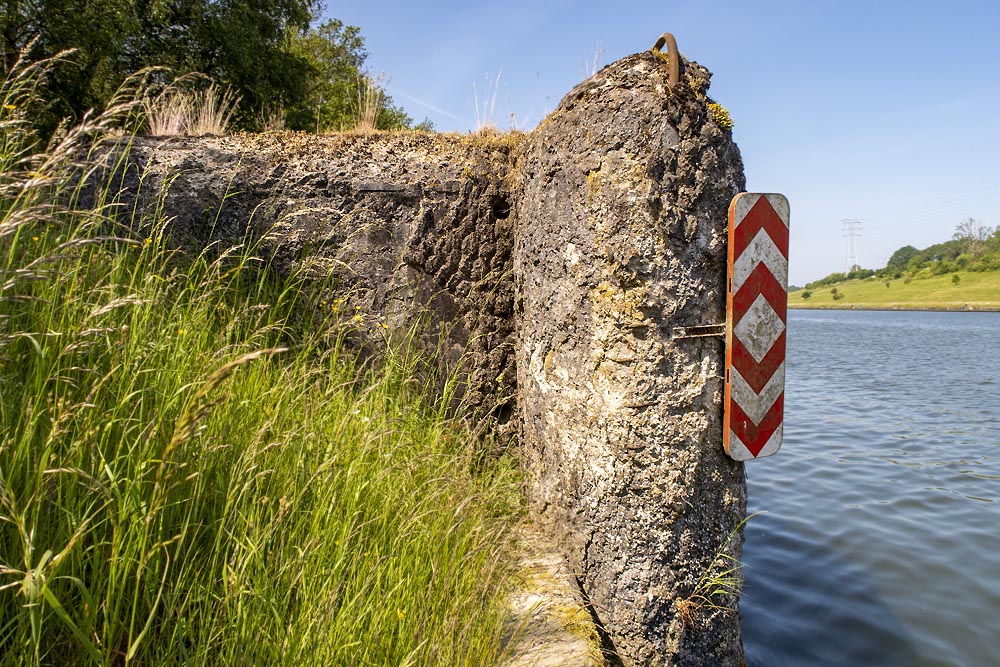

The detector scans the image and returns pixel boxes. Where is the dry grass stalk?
[144,91,188,136]
[187,85,240,136]
[583,39,606,78]
[355,72,384,133]
[144,83,240,136]
[256,106,286,132]
[473,69,503,133]
[675,597,700,627]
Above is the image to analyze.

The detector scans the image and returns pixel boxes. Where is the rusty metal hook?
[652,32,680,89]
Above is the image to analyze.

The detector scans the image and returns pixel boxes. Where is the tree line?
[804,218,1000,290]
[0,0,426,135]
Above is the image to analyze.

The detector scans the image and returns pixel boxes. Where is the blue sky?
[326,0,1000,285]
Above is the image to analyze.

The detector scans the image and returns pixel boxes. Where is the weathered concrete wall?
[101,48,748,666]
[104,131,521,436]
[514,52,747,665]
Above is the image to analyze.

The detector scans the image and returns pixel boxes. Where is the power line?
[842,219,863,272]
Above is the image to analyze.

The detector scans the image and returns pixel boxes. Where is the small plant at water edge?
[675,514,759,628]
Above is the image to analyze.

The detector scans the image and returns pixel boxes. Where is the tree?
[284,18,363,131]
[0,0,356,132]
[285,18,410,132]
[887,245,918,269]
[953,218,992,256]
[1,0,140,130]
[192,0,318,126]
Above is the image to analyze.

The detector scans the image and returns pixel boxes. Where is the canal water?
[741,310,1000,667]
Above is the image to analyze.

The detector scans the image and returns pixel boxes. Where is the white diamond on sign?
[724,193,790,461]
[733,294,784,363]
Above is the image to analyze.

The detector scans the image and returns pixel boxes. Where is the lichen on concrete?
[501,528,604,667]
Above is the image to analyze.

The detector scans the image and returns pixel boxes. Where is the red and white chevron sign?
[724,193,790,461]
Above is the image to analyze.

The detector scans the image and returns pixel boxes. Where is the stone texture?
[513,52,748,665]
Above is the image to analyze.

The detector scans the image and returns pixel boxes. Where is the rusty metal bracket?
[673,323,725,339]
[652,32,680,89]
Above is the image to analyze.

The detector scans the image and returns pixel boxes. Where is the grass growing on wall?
[0,53,522,666]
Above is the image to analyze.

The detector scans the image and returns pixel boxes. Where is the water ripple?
[742,310,1000,667]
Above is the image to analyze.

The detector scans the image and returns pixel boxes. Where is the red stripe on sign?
[733,263,788,324]
[732,330,786,393]
[733,195,789,260]
[729,392,784,456]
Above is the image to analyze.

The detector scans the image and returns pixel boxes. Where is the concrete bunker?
[103,45,749,667]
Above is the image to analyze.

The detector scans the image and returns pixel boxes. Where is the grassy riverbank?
[0,60,521,666]
[789,270,1000,311]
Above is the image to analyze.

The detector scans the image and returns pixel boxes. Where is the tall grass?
[0,52,522,666]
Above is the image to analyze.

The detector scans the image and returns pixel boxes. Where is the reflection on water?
[741,311,1000,667]
[743,515,919,667]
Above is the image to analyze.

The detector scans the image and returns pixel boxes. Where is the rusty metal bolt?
[652,32,681,89]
